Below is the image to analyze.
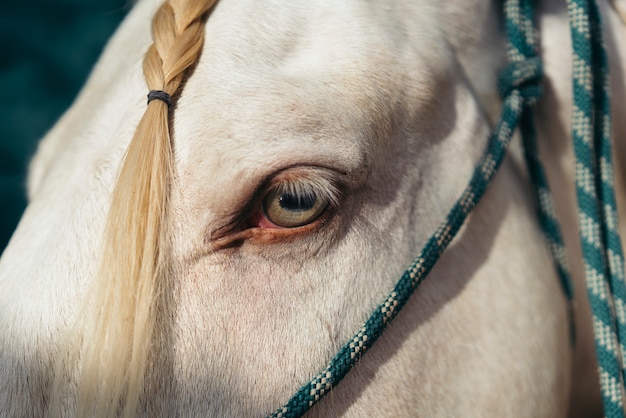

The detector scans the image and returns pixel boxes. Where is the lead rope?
[267,0,625,416]
[568,0,626,415]
[501,0,577,342]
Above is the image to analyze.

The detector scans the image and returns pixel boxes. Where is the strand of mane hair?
[49,0,217,416]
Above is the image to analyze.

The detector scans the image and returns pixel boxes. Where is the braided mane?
[51,1,217,416]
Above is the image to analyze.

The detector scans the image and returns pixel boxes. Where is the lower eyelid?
[209,217,327,251]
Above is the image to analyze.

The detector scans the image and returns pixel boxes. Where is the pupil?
[279,193,316,211]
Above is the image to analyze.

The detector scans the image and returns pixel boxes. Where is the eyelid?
[264,170,341,207]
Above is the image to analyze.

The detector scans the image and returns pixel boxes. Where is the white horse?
[2,0,626,416]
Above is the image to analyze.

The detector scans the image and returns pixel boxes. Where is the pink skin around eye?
[211,203,328,251]
[247,208,283,229]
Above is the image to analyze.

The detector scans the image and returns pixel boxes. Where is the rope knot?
[497,57,543,104]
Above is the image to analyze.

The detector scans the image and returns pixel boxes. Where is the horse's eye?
[263,188,328,228]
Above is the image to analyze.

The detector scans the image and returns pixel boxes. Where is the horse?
[2,0,626,415]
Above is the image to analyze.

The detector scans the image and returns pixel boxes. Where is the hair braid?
[50,1,217,417]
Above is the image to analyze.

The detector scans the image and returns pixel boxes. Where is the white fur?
[2,0,626,415]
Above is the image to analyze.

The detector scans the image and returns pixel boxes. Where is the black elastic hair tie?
[147,90,171,106]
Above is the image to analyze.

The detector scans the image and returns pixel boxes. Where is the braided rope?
[567,0,626,415]
[265,0,626,416]
[501,0,576,343]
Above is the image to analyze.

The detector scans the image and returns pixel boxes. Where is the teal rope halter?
[268,0,626,416]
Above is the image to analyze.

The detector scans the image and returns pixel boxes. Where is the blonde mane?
[51,0,217,416]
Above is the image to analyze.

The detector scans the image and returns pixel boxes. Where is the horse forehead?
[201,0,440,68]
[171,0,445,173]
[186,0,445,109]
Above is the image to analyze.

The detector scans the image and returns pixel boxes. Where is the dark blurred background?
[0,0,130,253]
